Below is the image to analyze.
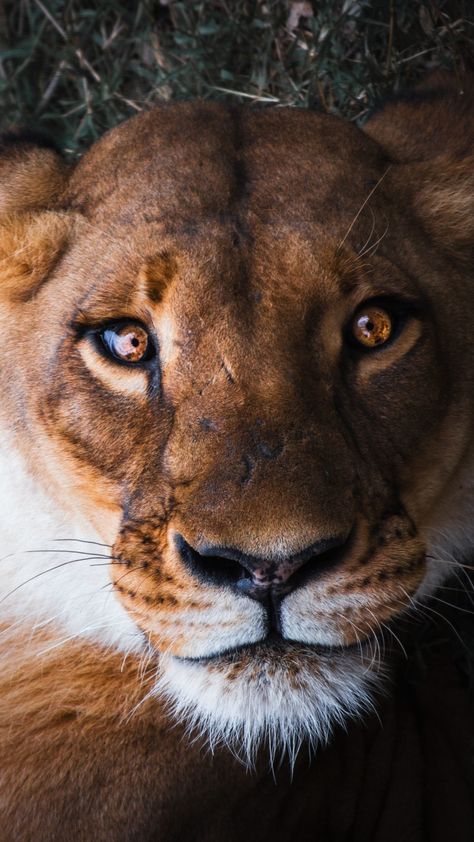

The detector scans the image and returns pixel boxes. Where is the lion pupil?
[366,320,374,331]
[131,337,139,347]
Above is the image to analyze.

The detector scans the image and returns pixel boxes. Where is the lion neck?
[0,623,472,842]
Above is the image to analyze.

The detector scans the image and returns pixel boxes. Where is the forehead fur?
[66,103,387,236]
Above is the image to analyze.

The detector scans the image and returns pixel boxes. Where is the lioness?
[0,72,473,841]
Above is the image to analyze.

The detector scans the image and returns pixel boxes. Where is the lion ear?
[364,73,474,259]
[0,212,72,303]
[408,157,474,257]
[0,131,73,302]
[0,129,70,215]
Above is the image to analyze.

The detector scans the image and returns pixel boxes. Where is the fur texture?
[1,72,474,838]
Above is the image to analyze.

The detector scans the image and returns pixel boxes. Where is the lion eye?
[351,306,393,349]
[100,323,151,363]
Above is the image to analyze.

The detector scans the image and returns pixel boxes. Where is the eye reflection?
[352,306,392,349]
[100,323,151,363]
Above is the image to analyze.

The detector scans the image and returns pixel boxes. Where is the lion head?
[1,74,473,762]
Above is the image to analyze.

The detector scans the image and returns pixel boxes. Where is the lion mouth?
[113,513,425,663]
[172,629,375,666]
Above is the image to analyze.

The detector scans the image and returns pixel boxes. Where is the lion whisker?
[364,607,390,667]
[25,548,114,558]
[52,538,112,548]
[336,166,392,254]
[426,555,474,571]
[0,555,116,604]
[398,585,468,650]
[34,619,141,657]
[426,592,474,616]
[108,564,151,590]
[358,216,390,258]
[356,205,376,256]
[380,621,407,660]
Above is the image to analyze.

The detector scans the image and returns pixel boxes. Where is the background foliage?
[0,0,473,155]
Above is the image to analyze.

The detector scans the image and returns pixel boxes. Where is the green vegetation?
[0,1,472,154]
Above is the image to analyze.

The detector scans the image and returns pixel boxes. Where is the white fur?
[156,646,381,767]
[2,420,473,765]
[146,594,267,659]
[0,433,142,653]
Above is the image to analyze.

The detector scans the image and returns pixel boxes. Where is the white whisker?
[336,166,392,253]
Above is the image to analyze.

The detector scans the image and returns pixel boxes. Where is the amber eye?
[351,306,393,349]
[100,323,152,364]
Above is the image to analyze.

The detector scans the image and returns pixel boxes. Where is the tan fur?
[1,77,474,838]
[0,137,69,214]
[0,212,72,301]
[0,626,248,841]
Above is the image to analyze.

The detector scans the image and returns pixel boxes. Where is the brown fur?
[1,74,474,838]
[0,626,472,841]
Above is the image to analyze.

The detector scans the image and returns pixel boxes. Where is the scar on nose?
[240,454,255,486]
[221,357,235,384]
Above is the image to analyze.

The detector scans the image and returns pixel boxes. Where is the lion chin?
[155,642,380,766]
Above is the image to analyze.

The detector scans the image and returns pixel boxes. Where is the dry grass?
[0,1,473,154]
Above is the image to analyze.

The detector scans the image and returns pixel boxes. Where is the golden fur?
[1,73,474,839]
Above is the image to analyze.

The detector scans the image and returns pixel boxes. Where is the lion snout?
[175,531,351,603]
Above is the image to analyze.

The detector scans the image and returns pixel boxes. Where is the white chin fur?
[155,646,381,767]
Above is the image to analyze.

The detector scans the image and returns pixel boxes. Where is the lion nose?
[175,533,349,601]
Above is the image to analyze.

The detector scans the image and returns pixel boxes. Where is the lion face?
[1,94,474,759]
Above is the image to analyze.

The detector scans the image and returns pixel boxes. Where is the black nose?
[175,533,350,602]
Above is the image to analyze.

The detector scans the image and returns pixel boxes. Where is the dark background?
[0,0,473,155]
